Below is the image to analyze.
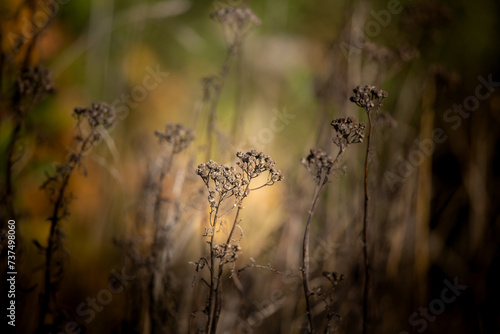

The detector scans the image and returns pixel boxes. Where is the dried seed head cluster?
[73,102,116,130]
[236,150,283,182]
[196,151,283,208]
[349,85,388,112]
[43,102,117,207]
[210,6,261,47]
[301,149,335,184]
[155,123,195,153]
[197,162,249,207]
[210,7,262,30]
[303,117,365,184]
[214,243,241,264]
[331,116,366,148]
[16,65,56,107]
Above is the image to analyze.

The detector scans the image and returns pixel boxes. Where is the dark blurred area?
[1,0,500,333]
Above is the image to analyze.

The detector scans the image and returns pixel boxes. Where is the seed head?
[73,102,116,130]
[331,117,366,148]
[301,149,335,185]
[155,123,194,153]
[349,85,388,113]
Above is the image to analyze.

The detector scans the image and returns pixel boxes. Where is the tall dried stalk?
[38,102,116,330]
[204,7,261,160]
[192,150,282,333]
[148,124,194,334]
[301,116,365,333]
[349,86,388,334]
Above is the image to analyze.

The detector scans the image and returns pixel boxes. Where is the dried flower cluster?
[349,85,388,113]
[193,151,283,333]
[210,7,262,30]
[210,6,261,48]
[73,102,116,133]
[236,150,283,182]
[196,150,283,208]
[39,101,117,330]
[301,149,335,185]
[197,162,249,207]
[331,116,366,149]
[213,243,241,265]
[155,123,195,153]
[15,65,56,108]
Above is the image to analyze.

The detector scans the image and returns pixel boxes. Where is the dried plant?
[210,7,262,46]
[2,65,55,222]
[312,272,344,333]
[149,123,194,333]
[300,116,365,333]
[203,7,261,159]
[192,150,282,334]
[116,123,194,334]
[38,102,116,330]
[349,85,388,334]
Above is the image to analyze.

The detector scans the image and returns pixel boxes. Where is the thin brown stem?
[362,113,372,334]
[206,43,238,161]
[303,179,327,333]
[208,182,249,334]
[206,203,221,334]
[149,148,175,333]
[39,128,96,329]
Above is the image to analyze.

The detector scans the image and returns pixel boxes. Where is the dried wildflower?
[331,116,366,149]
[301,149,335,185]
[196,158,254,208]
[349,85,388,113]
[210,6,261,48]
[16,65,56,108]
[236,150,283,183]
[39,101,116,329]
[214,243,241,264]
[73,102,116,130]
[155,123,195,153]
[210,7,261,30]
[350,85,390,334]
[193,151,282,333]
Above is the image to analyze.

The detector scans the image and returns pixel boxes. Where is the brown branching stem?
[206,182,249,334]
[38,128,96,329]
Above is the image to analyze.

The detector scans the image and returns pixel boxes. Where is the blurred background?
[1,0,500,333]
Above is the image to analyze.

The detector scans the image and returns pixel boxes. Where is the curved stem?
[39,128,96,328]
[302,180,327,333]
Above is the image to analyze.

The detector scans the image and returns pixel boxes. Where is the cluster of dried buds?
[210,7,262,30]
[213,243,242,264]
[196,161,249,206]
[73,102,116,134]
[302,115,368,184]
[155,123,195,153]
[16,65,56,108]
[210,6,261,46]
[301,149,335,185]
[196,151,283,208]
[349,85,388,112]
[331,116,366,149]
[236,150,283,183]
